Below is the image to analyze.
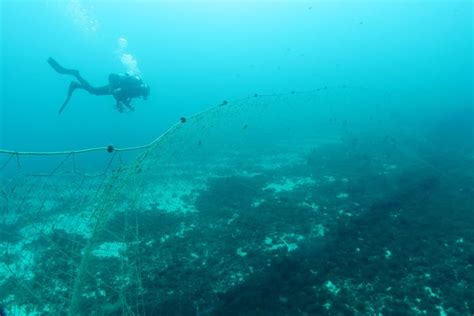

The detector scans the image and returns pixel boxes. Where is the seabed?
[0,90,472,315]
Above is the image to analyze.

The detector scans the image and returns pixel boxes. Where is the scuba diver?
[48,57,150,114]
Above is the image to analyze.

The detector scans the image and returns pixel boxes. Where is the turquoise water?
[1,1,471,153]
[0,1,473,315]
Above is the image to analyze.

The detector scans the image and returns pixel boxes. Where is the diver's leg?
[58,82,111,114]
[58,81,81,114]
[84,85,111,96]
[48,57,79,76]
[48,57,108,95]
[48,57,92,90]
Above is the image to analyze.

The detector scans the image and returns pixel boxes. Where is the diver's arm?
[123,98,135,112]
[115,98,134,113]
[115,99,124,113]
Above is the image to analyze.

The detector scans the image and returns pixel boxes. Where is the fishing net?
[1,86,471,315]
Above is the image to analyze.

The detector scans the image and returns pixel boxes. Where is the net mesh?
[1,86,460,315]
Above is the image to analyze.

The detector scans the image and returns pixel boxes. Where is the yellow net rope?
[3,86,466,315]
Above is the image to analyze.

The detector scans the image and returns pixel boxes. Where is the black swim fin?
[58,81,80,114]
[47,57,78,76]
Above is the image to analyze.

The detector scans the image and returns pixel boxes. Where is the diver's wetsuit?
[48,57,148,114]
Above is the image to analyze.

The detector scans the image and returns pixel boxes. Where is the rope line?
[0,85,385,158]
[0,105,208,157]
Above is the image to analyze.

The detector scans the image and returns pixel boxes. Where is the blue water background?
[0,1,472,159]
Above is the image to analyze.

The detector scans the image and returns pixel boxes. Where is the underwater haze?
[0,0,473,315]
[1,1,471,152]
